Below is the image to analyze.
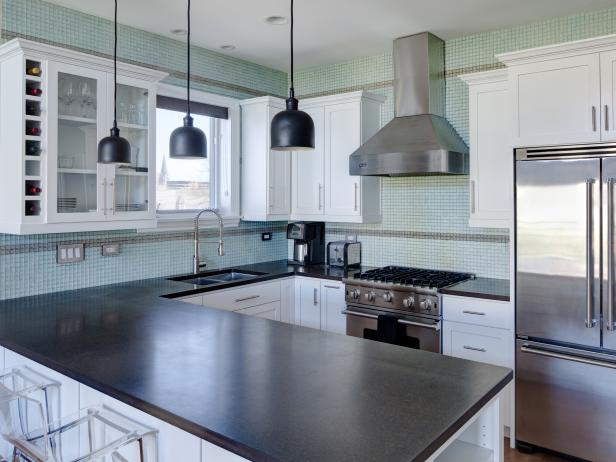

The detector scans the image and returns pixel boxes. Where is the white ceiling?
[47,0,615,70]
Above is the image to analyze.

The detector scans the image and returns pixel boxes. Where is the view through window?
[155,109,212,212]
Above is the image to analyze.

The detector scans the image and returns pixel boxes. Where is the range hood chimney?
[350,32,468,176]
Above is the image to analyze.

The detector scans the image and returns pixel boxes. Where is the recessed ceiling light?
[220,45,236,51]
[170,28,187,36]
[265,16,288,25]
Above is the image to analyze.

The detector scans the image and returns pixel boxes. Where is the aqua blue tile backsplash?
[2,0,616,299]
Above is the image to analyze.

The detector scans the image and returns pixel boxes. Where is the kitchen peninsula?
[0,273,511,462]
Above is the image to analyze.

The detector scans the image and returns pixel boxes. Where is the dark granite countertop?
[439,277,510,302]
[0,264,512,462]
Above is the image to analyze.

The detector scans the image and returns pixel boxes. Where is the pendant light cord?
[186,0,191,117]
[113,0,118,128]
[290,0,294,97]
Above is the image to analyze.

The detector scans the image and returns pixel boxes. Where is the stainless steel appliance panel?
[516,158,601,348]
[344,306,441,353]
[603,158,616,351]
[516,339,616,460]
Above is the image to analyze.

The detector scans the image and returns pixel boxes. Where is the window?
[154,85,239,226]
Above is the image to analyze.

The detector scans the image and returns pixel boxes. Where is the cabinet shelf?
[58,168,97,175]
[25,75,42,83]
[58,115,97,125]
[25,115,41,122]
[25,95,41,102]
[24,196,41,201]
[118,122,148,130]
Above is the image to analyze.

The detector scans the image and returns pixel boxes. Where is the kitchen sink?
[170,270,264,286]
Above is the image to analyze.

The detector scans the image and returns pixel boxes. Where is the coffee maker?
[287,222,325,265]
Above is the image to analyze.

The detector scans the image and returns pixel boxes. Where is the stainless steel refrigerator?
[516,144,616,461]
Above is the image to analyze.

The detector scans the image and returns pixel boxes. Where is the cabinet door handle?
[462,310,486,316]
[235,295,260,303]
[592,106,597,132]
[110,180,116,215]
[470,180,476,214]
[463,345,486,353]
[354,183,359,211]
[323,285,340,289]
[318,183,323,210]
[101,179,108,216]
[313,288,318,305]
[607,105,611,132]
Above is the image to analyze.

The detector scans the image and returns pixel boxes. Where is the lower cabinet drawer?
[442,295,512,330]
[202,281,281,311]
[443,321,512,367]
[235,301,281,321]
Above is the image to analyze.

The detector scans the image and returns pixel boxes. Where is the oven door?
[344,305,441,353]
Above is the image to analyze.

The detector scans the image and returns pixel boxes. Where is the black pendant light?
[98,0,131,164]
[169,0,207,159]
[271,0,314,151]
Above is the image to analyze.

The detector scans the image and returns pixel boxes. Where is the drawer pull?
[234,295,260,303]
[463,345,486,352]
[323,285,340,289]
[462,310,486,316]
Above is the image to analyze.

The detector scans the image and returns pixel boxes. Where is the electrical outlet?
[102,243,120,256]
[346,234,358,242]
[262,232,272,241]
[57,244,84,264]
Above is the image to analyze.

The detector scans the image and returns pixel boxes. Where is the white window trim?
[150,83,241,231]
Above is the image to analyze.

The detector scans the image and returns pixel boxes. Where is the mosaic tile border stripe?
[327,228,509,243]
[0,224,288,255]
[1,29,285,98]
[297,80,393,100]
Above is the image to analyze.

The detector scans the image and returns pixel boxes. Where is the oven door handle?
[342,309,441,331]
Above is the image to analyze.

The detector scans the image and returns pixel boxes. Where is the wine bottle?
[26,103,40,116]
[26,87,43,96]
[26,66,42,77]
[26,185,42,195]
[26,126,41,136]
[26,143,41,156]
[25,203,40,216]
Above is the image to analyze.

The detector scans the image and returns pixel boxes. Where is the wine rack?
[24,58,43,219]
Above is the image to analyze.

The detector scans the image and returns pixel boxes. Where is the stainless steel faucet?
[193,209,225,274]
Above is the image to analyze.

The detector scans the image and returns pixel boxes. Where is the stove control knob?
[382,292,393,303]
[424,299,435,311]
[365,291,376,302]
[419,300,427,310]
[349,289,361,300]
[402,296,415,309]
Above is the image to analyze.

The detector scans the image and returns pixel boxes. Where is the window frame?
[153,83,241,230]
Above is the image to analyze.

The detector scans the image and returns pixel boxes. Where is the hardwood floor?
[504,440,571,462]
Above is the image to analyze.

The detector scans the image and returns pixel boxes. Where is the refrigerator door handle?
[520,344,616,369]
[608,178,616,331]
[586,178,597,328]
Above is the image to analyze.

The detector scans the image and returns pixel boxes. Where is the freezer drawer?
[516,339,616,461]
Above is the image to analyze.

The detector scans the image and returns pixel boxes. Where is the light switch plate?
[102,243,120,256]
[57,244,84,264]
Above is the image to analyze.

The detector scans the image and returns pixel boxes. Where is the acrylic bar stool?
[0,384,158,462]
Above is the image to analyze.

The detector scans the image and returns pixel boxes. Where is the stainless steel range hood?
[350,33,468,176]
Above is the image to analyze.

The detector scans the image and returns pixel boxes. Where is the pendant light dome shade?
[170,115,207,158]
[98,127,131,164]
[270,0,314,151]
[169,0,207,159]
[98,0,131,164]
[271,93,314,150]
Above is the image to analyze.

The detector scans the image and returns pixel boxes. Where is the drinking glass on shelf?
[118,101,128,124]
[81,81,94,119]
[65,81,76,116]
[128,104,137,125]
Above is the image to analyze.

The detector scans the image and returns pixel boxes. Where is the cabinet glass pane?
[114,84,149,213]
[57,72,98,214]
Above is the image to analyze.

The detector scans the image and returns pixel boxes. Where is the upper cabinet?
[497,34,616,147]
[241,91,383,223]
[292,91,384,223]
[460,70,512,228]
[239,96,291,221]
[0,39,166,234]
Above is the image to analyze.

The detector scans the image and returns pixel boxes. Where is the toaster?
[327,241,361,268]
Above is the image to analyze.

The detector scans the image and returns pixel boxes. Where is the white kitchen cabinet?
[294,277,322,330]
[280,277,295,324]
[442,295,514,441]
[497,34,616,147]
[601,49,616,142]
[201,280,281,312]
[320,280,346,334]
[236,301,281,321]
[240,96,291,221]
[291,105,325,216]
[460,70,511,228]
[0,38,165,234]
[290,91,384,223]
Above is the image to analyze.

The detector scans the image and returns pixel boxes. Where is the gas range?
[343,266,474,318]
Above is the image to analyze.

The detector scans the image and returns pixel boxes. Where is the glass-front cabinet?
[0,38,166,234]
